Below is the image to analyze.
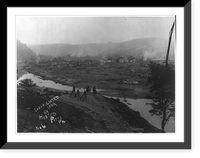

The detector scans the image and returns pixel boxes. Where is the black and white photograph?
[16,16,175,133]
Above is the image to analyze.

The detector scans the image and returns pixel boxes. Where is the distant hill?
[17,40,38,62]
[28,38,175,60]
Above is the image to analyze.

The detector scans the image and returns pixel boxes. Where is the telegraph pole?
[166,21,175,68]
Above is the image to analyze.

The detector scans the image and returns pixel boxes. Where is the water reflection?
[105,96,175,132]
[17,73,103,92]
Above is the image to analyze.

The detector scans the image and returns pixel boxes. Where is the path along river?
[17,72,175,132]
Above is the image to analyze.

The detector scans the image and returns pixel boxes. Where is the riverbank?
[20,65,153,99]
[17,85,163,133]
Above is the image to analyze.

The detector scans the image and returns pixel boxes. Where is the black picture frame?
[2,1,191,149]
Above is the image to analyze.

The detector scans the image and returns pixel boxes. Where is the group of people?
[86,86,97,94]
[69,85,97,101]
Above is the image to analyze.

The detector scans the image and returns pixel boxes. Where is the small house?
[128,56,136,63]
[116,57,125,63]
[106,57,114,63]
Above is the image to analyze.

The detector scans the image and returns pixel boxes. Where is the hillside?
[17,86,163,133]
[17,40,38,62]
[28,38,175,60]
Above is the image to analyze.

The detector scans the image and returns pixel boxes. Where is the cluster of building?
[118,79,140,85]
[100,56,139,64]
[26,55,174,75]
[32,56,139,70]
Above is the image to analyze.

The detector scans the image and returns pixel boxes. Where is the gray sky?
[16,16,175,45]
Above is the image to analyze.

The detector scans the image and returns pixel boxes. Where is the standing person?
[70,85,76,98]
[86,86,90,93]
[76,89,80,100]
[72,85,75,92]
[93,86,97,94]
[83,91,87,101]
[81,90,87,101]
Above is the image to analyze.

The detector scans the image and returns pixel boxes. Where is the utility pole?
[166,21,175,68]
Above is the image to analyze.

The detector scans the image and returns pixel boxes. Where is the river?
[17,73,103,92]
[17,72,175,132]
[104,97,175,132]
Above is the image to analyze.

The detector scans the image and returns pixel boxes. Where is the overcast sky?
[16,16,175,45]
